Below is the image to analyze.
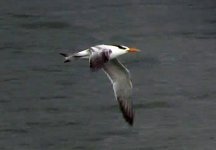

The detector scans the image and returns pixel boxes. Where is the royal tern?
[60,44,139,125]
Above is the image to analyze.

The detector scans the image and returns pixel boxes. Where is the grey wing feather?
[103,59,134,125]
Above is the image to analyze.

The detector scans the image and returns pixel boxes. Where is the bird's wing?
[89,48,110,71]
[103,59,134,125]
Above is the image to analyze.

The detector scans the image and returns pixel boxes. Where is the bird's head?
[113,45,140,53]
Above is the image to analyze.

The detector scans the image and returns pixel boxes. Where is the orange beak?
[128,47,140,53]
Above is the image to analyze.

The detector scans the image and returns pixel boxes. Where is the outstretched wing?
[103,59,134,125]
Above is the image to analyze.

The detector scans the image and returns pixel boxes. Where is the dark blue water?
[1,0,216,149]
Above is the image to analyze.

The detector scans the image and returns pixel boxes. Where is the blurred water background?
[0,0,216,149]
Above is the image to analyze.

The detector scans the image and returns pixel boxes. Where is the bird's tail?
[59,53,74,63]
[60,49,90,63]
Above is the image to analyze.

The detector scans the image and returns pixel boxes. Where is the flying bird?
[60,44,139,126]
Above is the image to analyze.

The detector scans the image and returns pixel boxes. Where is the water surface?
[0,0,216,149]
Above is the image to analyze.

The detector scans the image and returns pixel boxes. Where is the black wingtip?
[59,53,68,57]
[125,112,134,126]
[118,97,135,126]
[64,60,70,63]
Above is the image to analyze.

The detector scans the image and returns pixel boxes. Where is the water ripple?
[0,128,28,134]
[20,21,71,29]
[171,31,216,39]
[135,101,171,109]
[26,121,79,127]
[8,13,41,19]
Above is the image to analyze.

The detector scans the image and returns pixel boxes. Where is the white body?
[91,45,127,59]
[73,44,128,60]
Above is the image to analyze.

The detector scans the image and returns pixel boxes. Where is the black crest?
[112,45,127,50]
